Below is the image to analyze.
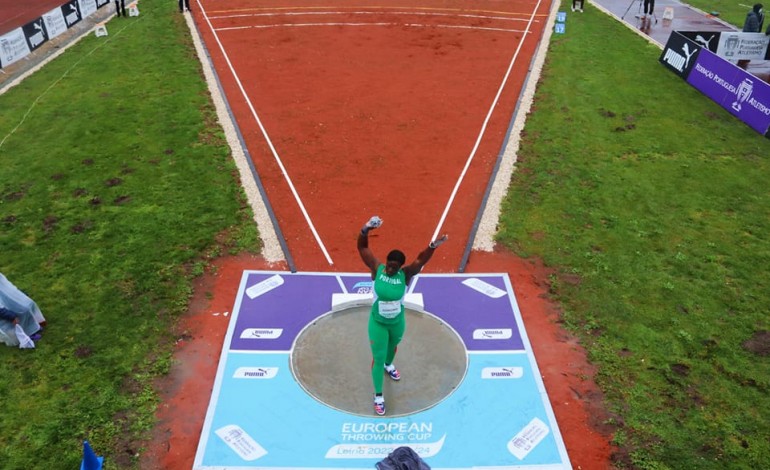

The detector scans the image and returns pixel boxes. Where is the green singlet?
[371,264,406,323]
[369,264,407,394]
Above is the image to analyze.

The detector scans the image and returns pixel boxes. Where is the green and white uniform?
[369,264,406,394]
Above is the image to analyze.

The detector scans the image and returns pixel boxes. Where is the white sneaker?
[571,6,575,11]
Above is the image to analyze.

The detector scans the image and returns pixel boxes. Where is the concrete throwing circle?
[290,306,468,417]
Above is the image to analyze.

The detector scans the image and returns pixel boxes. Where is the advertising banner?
[679,31,770,60]
[42,8,69,41]
[687,47,770,136]
[678,31,720,53]
[659,31,701,79]
[661,31,770,137]
[22,19,49,52]
[77,0,98,20]
[0,0,110,69]
[61,0,82,28]
[0,29,32,69]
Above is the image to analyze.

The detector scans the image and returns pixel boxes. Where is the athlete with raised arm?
[357,216,448,416]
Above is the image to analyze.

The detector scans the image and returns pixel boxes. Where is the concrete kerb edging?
[183,13,286,265]
[472,0,562,252]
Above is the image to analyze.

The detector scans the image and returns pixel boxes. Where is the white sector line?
[431,0,543,242]
[198,2,334,265]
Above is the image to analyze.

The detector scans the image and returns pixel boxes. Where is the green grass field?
[0,0,768,468]
[496,2,770,468]
[0,2,259,468]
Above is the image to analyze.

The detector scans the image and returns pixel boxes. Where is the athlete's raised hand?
[361,216,383,235]
[429,234,448,249]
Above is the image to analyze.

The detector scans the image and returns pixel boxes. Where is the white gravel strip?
[184,12,285,263]
[472,1,561,252]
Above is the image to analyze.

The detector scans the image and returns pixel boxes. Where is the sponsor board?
[508,417,551,460]
[77,0,98,19]
[717,32,768,60]
[61,0,82,28]
[473,328,513,340]
[42,8,68,41]
[22,19,48,52]
[661,31,770,137]
[233,367,279,379]
[482,366,524,379]
[0,29,31,68]
[660,31,700,78]
[679,31,770,60]
[686,47,770,135]
[462,277,507,298]
[239,327,283,339]
[1,0,110,69]
[245,274,283,299]
[214,425,267,461]
[678,31,719,53]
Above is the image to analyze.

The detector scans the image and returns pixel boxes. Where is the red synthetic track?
[145,1,615,468]
[195,0,552,272]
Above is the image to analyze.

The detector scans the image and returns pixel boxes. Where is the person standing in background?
[572,0,583,12]
[739,4,764,69]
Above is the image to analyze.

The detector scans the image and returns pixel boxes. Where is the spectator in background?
[643,0,655,21]
[179,0,191,13]
[739,4,764,69]
[744,3,765,32]
[571,0,583,13]
[115,0,126,17]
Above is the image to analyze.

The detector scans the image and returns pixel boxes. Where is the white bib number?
[378,300,402,319]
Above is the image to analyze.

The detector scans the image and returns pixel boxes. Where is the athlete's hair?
[386,249,406,266]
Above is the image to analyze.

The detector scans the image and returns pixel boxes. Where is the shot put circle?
[290,306,468,417]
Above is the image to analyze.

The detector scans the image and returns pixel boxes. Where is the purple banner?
[687,47,770,136]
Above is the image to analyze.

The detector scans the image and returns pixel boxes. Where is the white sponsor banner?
[77,0,98,18]
[508,417,550,460]
[481,366,524,379]
[42,8,68,40]
[246,274,284,299]
[0,28,32,68]
[472,328,512,340]
[325,434,446,459]
[215,424,267,461]
[717,32,769,60]
[462,278,507,298]
[240,327,283,339]
[233,367,278,379]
